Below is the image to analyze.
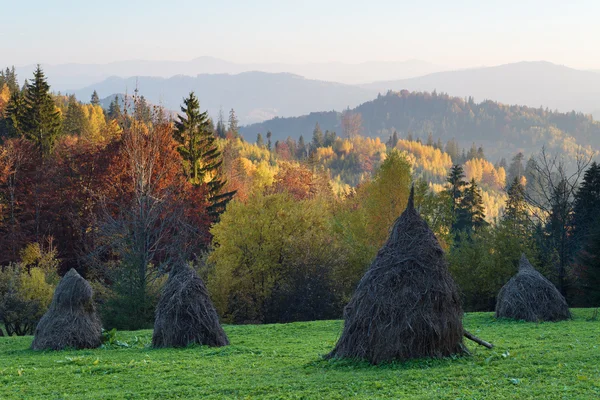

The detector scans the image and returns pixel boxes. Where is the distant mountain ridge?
[73,72,379,124]
[363,61,600,115]
[15,57,443,90]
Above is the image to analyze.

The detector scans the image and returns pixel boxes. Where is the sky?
[1,0,599,69]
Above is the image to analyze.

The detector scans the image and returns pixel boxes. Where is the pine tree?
[90,90,100,106]
[216,108,226,138]
[445,164,467,219]
[312,123,324,149]
[4,91,26,137]
[572,162,600,251]
[227,108,239,137]
[256,133,264,147]
[507,152,525,185]
[455,178,487,234]
[503,177,529,236]
[576,222,600,306]
[297,135,306,159]
[63,95,88,136]
[174,92,235,219]
[21,66,61,157]
[266,131,272,151]
[107,95,122,121]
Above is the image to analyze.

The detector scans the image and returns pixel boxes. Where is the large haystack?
[328,187,467,364]
[31,269,102,350]
[152,263,229,348]
[495,254,571,322]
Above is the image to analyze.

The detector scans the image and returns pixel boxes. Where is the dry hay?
[495,254,571,322]
[328,187,467,364]
[31,269,102,350]
[152,263,229,348]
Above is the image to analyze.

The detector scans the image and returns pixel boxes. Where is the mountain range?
[75,73,379,124]
[15,57,443,90]
[363,61,600,116]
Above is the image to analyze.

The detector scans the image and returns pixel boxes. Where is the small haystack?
[328,187,469,364]
[152,263,229,348]
[31,269,102,350]
[495,254,571,322]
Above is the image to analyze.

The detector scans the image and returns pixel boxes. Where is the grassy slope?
[0,310,598,399]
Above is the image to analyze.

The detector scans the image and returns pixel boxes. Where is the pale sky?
[1,0,599,69]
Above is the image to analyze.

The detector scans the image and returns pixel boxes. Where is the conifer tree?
[503,177,529,237]
[174,92,235,219]
[227,108,239,137]
[297,135,306,159]
[256,133,264,147]
[107,95,122,121]
[21,66,61,157]
[572,162,600,251]
[455,178,487,234]
[90,90,100,106]
[445,164,467,219]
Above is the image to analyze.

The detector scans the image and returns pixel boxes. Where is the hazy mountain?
[363,61,600,115]
[241,91,600,161]
[74,72,379,124]
[15,57,443,91]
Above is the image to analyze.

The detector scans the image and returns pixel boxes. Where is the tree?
[216,108,226,138]
[208,193,343,323]
[21,66,61,157]
[311,123,323,149]
[266,131,272,151]
[297,135,306,159]
[174,92,235,219]
[256,133,264,147]
[90,90,100,106]
[572,162,600,251]
[503,177,529,236]
[507,152,525,186]
[524,147,592,295]
[445,164,467,220]
[107,95,122,121]
[63,95,88,136]
[227,108,238,137]
[341,111,362,139]
[455,178,487,234]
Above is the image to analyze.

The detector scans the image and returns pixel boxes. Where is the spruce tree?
[227,108,239,137]
[455,178,487,234]
[107,95,122,120]
[21,66,61,157]
[297,135,306,159]
[576,222,600,306]
[90,90,100,106]
[572,162,600,251]
[4,91,26,137]
[446,164,467,219]
[312,123,324,149]
[256,133,264,147]
[503,177,529,236]
[174,92,235,219]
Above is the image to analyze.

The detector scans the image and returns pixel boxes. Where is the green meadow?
[0,310,598,399]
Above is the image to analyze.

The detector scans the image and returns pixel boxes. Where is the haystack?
[328,187,470,364]
[152,263,229,348]
[31,269,102,350]
[495,254,571,322]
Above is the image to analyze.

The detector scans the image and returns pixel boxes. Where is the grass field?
[0,310,598,399]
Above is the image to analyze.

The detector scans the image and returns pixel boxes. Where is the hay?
[495,254,571,322]
[31,269,102,350]
[328,187,467,364]
[152,264,229,348]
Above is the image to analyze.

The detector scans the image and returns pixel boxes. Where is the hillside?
[71,72,378,124]
[1,311,598,399]
[363,61,600,115]
[241,90,600,160]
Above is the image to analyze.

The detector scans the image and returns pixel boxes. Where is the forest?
[0,66,599,336]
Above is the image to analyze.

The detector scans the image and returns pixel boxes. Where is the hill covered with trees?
[242,90,600,161]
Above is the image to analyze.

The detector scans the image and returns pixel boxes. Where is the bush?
[0,265,56,336]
